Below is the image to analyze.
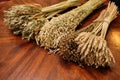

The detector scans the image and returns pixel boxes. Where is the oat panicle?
[4,0,81,40]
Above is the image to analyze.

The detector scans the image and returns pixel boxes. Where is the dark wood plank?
[0,0,120,80]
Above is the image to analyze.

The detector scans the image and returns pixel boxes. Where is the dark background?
[111,0,120,11]
[0,0,9,2]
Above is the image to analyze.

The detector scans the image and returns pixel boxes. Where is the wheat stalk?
[58,2,118,68]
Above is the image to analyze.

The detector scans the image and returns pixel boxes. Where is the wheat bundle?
[58,2,118,68]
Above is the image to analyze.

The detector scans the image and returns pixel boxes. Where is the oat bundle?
[37,0,105,49]
[4,0,81,40]
[58,2,118,68]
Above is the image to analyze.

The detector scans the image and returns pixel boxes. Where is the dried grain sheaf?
[37,0,105,49]
[4,0,81,40]
[58,2,118,68]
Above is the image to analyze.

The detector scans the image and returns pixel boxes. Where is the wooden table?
[0,0,120,80]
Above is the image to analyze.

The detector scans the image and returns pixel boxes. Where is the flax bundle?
[58,2,118,68]
[37,0,105,49]
[4,0,81,40]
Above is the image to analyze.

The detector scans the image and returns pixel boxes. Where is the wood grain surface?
[0,0,120,80]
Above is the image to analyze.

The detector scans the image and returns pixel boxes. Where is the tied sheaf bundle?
[4,0,81,40]
[58,2,118,68]
[37,0,105,49]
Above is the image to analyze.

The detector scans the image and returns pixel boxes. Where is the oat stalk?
[4,0,81,40]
